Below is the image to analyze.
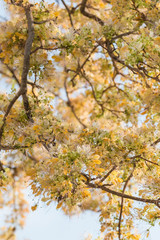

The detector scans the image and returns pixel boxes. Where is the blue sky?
[0,1,159,239]
[17,197,100,240]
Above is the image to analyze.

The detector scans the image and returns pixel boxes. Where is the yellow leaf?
[154,36,160,46]
[82,190,91,198]
[80,175,88,181]
[156,3,160,8]
[144,118,149,123]
[33,125,41,133]
[18,136,24,143]
[92,159,101,165]
[96,168,105,173]
[99,2,105,8]
[52,55,62,62]
[0,52,5,58]
[3,57,10,64]
[33,125,39,131]
[56,201,63,209]
[54,11,60,17]
[39,53,48,59]
[103,138,109,142]
[141,110,147,115]
[146,231,150,238]
[62,148,67,153]
[116,178,123,183]
[63,169,68,175]
[91,154,100,159]
[50,158,59,163]
[46,200,52,206]
[31,204,37,211]
[48,3,55,8]
[8,130,14,137]
[41,197,47,202]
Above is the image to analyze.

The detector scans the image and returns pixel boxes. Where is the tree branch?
[118,165,135,240]
[21,7,34,122]
[64,78,87,128]
[112,30,137,41]
[80,0,104,26]
[85,181,159,205]
[33,18,55,25]
[0,90,22,143]
[0,144,30,150]
[61,0,74,28]
[0,6,35,144]
[67,45,98,86]
[98,165,117,184]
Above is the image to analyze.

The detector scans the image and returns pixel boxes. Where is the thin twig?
[98,165,117,184]
[61,0,74,28]
[33,18,55,25]
[118,165,135,240]
[64,78,87,128]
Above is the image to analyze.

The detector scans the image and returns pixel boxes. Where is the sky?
[16,191,101,240]
[0,1,159,239]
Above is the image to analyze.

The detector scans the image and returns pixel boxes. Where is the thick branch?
[151,138,160,147]
[80,0,104,26]
[21,7,34,121]
[131,155,160,167]
[105,42,145,78]
[31,46,60,55]
[0,6,34,144]
[85,181,159,205]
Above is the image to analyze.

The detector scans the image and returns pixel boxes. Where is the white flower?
[77,144,92,155]
[64,30,74,41]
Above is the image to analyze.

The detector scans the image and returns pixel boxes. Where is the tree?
[0,0,160,239]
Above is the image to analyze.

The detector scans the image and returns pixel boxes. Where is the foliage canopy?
[0,0,160,239]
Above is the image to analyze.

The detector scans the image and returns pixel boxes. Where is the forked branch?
[80,0,104,26]
[0,6,34,144]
